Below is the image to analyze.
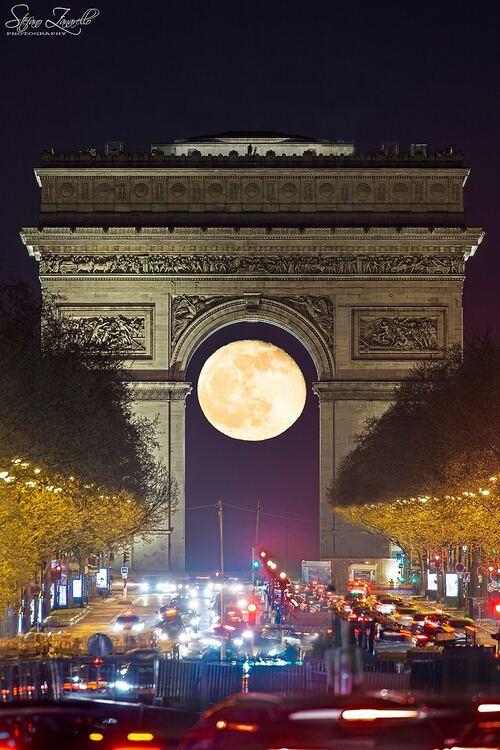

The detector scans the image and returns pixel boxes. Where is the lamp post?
[216,500,226,660]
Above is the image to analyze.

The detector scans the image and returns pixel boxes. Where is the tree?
[0,459,179,614]
[333,333,500,508]
[0,282,157,496]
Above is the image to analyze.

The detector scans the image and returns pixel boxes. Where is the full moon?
[197,340,307,441]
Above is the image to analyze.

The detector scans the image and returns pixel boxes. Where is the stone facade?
[23,133,483,578]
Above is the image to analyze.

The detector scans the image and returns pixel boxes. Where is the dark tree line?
[0,282,157,496]
[333,332,500,507]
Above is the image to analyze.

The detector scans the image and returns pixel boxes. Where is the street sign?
[88,633,113,657]
[463,572,471,583]
[455,563,465,573]
[120,566,128,575]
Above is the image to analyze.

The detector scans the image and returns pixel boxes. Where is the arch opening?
[185,321,320,574]
[171,297,335,381]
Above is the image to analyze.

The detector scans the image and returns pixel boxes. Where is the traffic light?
[123,551,130,564]
[247,602,257,626]
[491,599,500,620]
[252,559,260,570]
[52,564,62,581]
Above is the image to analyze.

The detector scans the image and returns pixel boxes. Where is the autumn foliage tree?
[0,283,179,617]
[333,333,500,590]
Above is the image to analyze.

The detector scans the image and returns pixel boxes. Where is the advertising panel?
[427,572,438,591]
[445,572,458,597]
[96,568,108,589]
[72,577,82,599]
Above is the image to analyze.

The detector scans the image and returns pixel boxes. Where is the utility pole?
[255,499,262,550]
[284,524,290,570]
[216,500,226,660]
[252,499,262,588]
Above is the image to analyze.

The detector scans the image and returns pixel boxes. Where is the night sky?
[1,1,499,571]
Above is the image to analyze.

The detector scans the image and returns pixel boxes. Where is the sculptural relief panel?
[352,307,446,360]
[58,304,154,358]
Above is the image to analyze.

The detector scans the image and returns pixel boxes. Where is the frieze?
[40,173,466,212]
[39,253,465,276]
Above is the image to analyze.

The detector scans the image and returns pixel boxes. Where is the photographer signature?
[5,4,99,35]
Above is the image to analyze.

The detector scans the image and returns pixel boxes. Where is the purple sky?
[1,1,499,570]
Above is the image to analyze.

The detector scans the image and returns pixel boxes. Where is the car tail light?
[216,720,259,733]
[341,709,420,721]
[127,733,154,741]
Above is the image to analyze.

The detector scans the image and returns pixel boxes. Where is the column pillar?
[131,381,192,572]
[312,382,336,561]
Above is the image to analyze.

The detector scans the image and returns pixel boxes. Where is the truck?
[301,560,333,586]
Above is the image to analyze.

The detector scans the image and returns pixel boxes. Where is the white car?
[112,612,145,632]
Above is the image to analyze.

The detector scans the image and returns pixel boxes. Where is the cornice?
[313,380,400,401]
[21,225,484,244]
[35,167,469,178]
[130,381,192,401]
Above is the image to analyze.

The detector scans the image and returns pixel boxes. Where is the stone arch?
[170,296,335,381]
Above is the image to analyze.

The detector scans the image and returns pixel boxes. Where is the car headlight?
[179,632,189,643]
[112,623,124,632]
[140,582,150,592]
[233,637,243,647]
[114,679,132,691]
[242,630,253,640]
[132,622,144,632]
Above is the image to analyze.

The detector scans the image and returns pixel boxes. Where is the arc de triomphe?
[21,132,483,580]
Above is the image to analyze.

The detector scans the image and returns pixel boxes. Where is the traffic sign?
[121,566,128,575]
[455,563,465,573]
[88,633,113,657]
[463,572,471,583]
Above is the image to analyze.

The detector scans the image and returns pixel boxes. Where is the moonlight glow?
[197,340,307,441]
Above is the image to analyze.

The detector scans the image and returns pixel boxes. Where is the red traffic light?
[259,550,267,558]
[247,603,257,613]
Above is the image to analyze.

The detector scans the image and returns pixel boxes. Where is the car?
[0,699,198,749]
[179,692,480,750]
[440,703,500,748]
[446,617,478,639]
[112,612,145,632]
[374,596,403,614]
[139,574,173,593]
[393,605,419,624]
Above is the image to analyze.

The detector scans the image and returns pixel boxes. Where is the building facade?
[22,132,483,581]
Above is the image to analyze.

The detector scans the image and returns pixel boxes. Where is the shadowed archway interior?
[185,322,319,574]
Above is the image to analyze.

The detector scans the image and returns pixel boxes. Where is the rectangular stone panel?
[351,307,447,360]
[58,304,154,359]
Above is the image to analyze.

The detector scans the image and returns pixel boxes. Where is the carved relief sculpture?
[171,296,229,348]
[358,315,440,355]
[39,253,465,277]
[278,296,334,349]
[65,314,147,355]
